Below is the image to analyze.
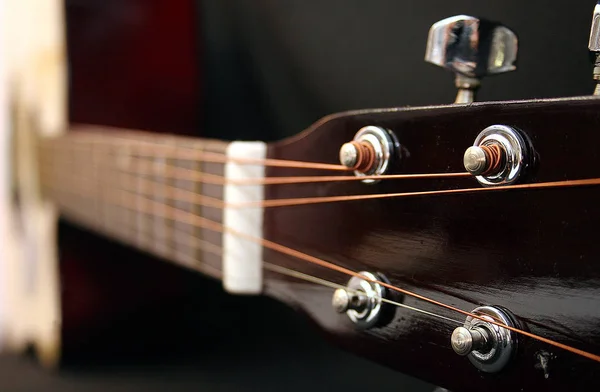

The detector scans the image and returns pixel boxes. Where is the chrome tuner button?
[451,306,518,373]
[465,124,532,187]
[332,271,393,329]
[338,126,399,184]
[425,15,518,103]
[589,3,600,95]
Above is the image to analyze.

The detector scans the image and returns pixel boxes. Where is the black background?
[200,0,595,142]
[1,1,597,391]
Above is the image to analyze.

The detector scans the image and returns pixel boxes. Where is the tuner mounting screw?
[332,271,394,329]
[339,126,399,183]
[425,15,518,103]
[451,306,518,373]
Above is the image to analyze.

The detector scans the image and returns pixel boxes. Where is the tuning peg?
[588,2,600,94]
[425,15,518,103]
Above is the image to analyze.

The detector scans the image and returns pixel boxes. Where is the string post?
[332,288,368,313]
[340,126,400,184]
[463,144,504,177]
[451,326,492,356]
[466,124,532,187]
[332,271,394,329]
[452,306,518,373]
[339,141,376,172]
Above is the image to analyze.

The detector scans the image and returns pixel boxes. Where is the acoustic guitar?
[2,1,600,391]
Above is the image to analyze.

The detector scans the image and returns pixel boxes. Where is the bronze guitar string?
[65,182,600,363]
[41,153,600,364]
[41,134,600,362]
[61,130,351,171]
[231,178,600,208]
[479,144,503,175]
[40,146,600,211]
[43,138,471,184]
[39,146,600,215]
[54,181,463,327]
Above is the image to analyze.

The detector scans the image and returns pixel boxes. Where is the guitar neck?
[39,125,236,280]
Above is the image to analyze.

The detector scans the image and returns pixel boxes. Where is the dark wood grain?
[263,97,600,391]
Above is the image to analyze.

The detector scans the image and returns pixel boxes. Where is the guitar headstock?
[259,6,600,392]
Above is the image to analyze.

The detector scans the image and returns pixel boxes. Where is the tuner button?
[589,3,600,94]
[425,15,518,103]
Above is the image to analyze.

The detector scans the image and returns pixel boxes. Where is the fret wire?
[41,135,227,278]
[44,167,222,278]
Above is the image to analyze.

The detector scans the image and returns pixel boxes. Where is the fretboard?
[39,125,232,280]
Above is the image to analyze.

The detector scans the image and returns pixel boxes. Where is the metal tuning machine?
[425,15,518,103]
[338,126,400,183]
[331,271,394,329]
[450,306,518,373]
[589,2,600,95]
[463,124,533,186]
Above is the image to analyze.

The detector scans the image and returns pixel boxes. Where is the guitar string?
[51,130,600,207]
[52,132,351,171]
[41,140,470,184]
[261,263,463,326]
[40,141,600,210]
[231,178,600,208]
[42,156,600,217]
[45,177,464,327]
[40,156,600,363]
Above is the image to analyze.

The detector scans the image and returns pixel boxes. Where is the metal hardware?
[467,125,530,186]
[463,146,490,176]
[339,126,398,183]
[451,326,492,356]
[589,3,600,95]
[332,271,389,329]
[332,288,368,314]
[339,142,361,169]
[425,15,518,103]
[451,306,517,373]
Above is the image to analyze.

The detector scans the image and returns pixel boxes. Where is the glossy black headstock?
[263,97,600,391]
